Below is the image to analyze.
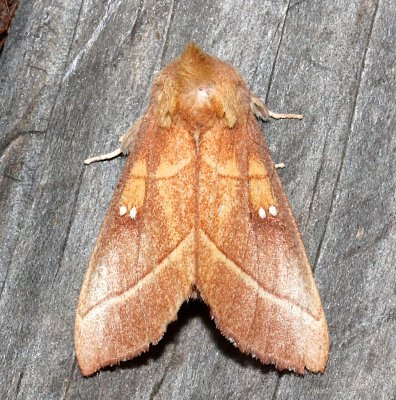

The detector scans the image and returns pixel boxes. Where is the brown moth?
[75,43,329,376]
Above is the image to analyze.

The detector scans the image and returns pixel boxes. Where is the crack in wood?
[313,0,381,271]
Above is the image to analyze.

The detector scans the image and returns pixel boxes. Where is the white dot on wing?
[269,205,278,217]
[119,205,127,216]
[130,207,137,219]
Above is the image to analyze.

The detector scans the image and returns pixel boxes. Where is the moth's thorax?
[152,43,251,130]
[177,84,225,129]
[181,85,216,111]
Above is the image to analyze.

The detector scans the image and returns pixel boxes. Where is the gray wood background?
[0,0,395,399]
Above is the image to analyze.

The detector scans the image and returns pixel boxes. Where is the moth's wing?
[196,119,329,373]
[75,125,196,376]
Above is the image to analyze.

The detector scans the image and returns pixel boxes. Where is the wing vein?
[79,230,194,319]
[200,229,320,322]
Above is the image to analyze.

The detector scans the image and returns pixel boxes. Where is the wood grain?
[0,0,394,399]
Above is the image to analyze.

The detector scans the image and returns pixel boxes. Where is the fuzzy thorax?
[151,43,251,130]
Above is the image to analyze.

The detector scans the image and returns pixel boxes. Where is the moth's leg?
[267,110,303,120]
[250,94,301,170]
[84,148,123,165]
[84,117,143,165]
[250,93,303,121]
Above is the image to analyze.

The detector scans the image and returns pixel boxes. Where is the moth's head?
[152,43,251,129]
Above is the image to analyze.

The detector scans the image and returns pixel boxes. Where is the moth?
[75,43,329,376]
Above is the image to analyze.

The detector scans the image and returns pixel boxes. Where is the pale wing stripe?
[78,230,195,320]
[201,154,240,178]
[154,157,193,179]
[200,230,321,322]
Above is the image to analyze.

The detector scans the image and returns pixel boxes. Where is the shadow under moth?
[75,43,329,376]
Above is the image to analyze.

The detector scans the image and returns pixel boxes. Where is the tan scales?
[75,43,329,376]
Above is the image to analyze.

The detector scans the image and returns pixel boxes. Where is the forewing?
[196,118,329,373]
[75,124,196,376]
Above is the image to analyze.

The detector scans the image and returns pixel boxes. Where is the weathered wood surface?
[0,0,394,399]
